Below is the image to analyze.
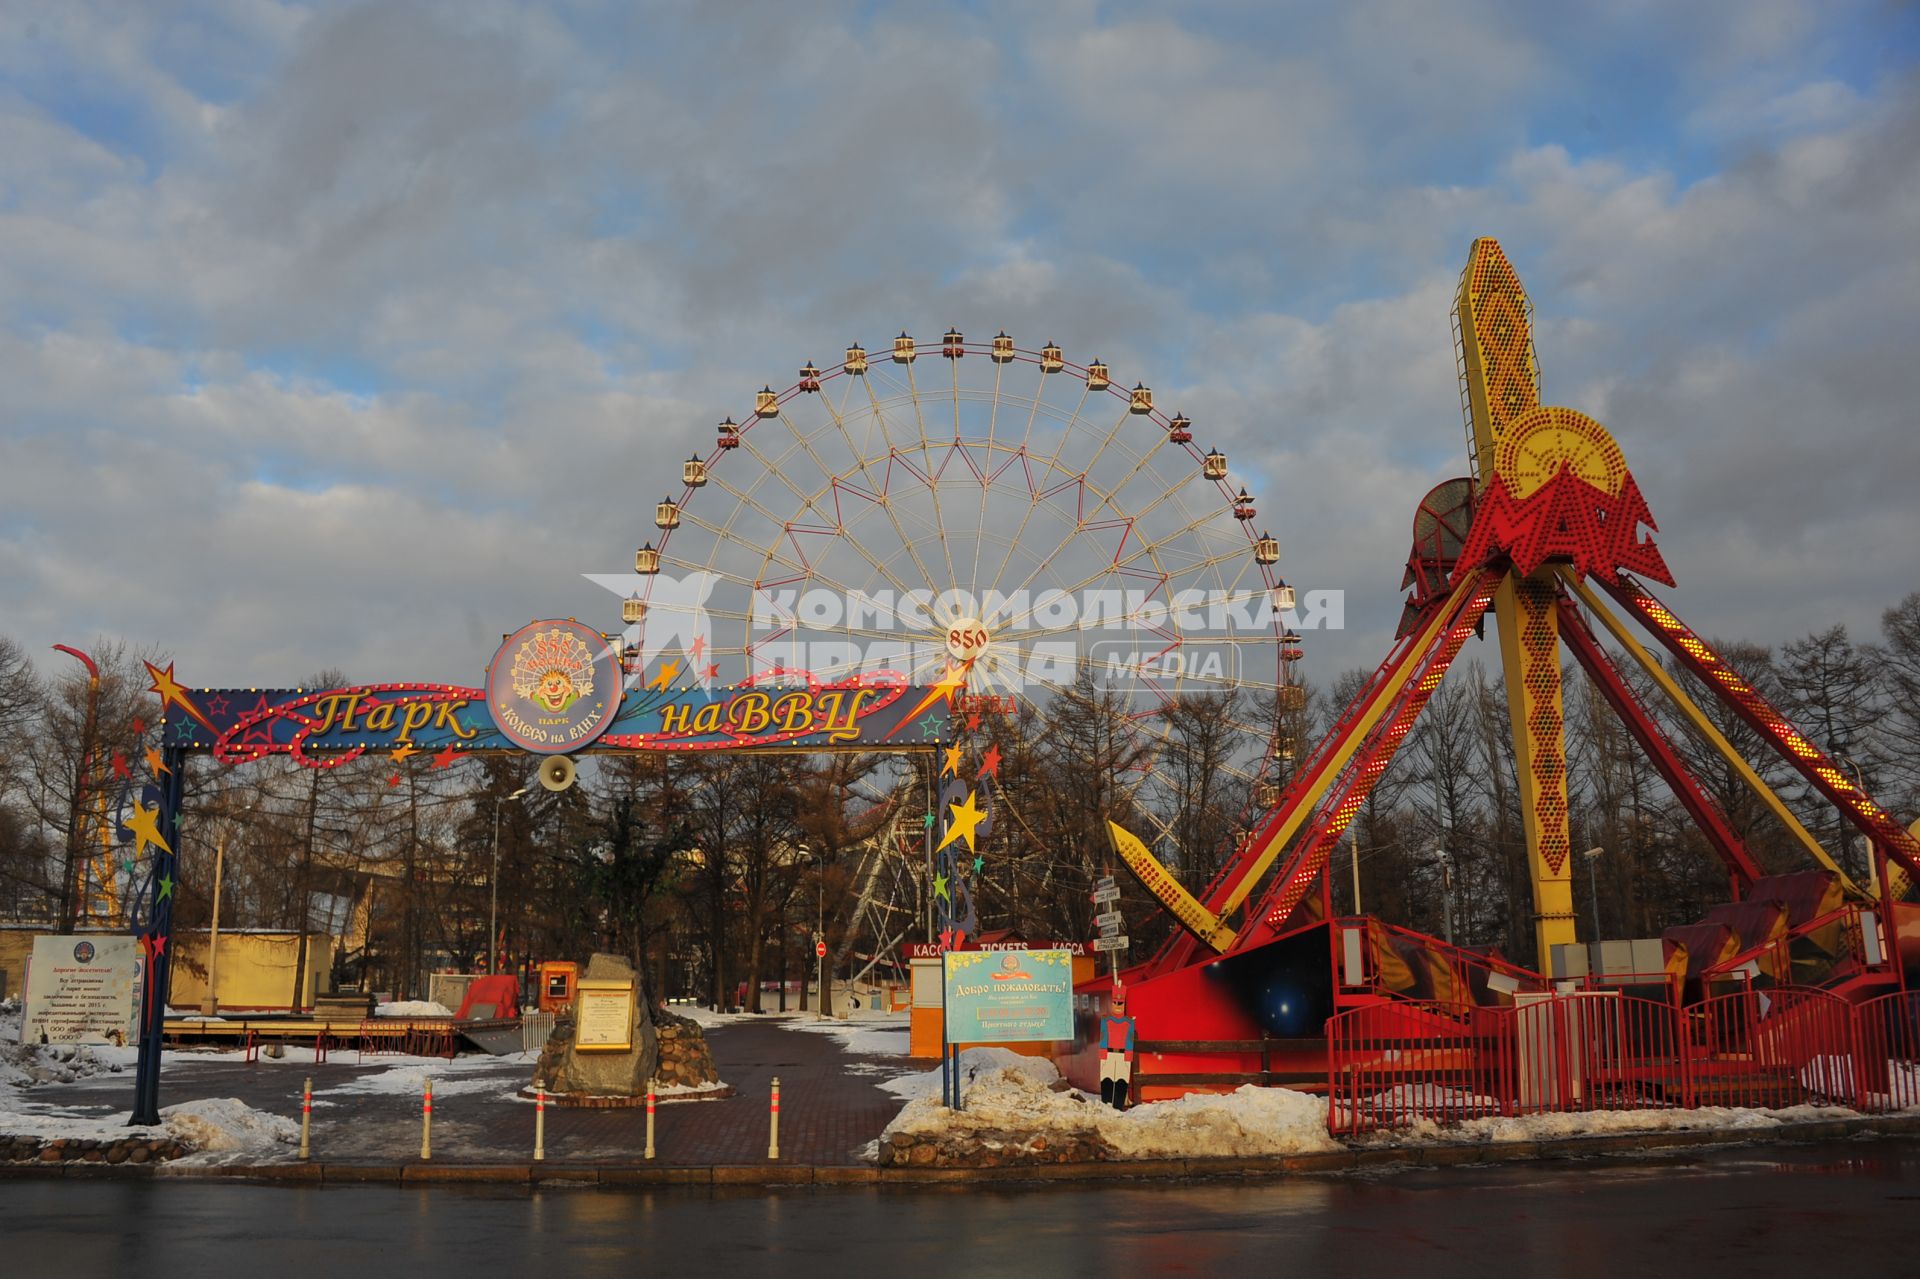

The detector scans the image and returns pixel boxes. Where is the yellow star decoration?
[389,745,417,762]
[648,660,682,691]
[937,788,986,854]
[886,661,972,738]
[942,743,962,778]
[125,799,172,857]
[144,660,213,730]
[144,747,169,777]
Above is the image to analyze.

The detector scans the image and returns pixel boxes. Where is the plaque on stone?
[576,977,636,1052]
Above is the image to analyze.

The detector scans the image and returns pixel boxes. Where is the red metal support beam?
[1602,574,1920,880]
[1555,592,1761,892]
[1233,568,1503,951]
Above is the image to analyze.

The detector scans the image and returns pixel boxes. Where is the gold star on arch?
[937,788,986,854]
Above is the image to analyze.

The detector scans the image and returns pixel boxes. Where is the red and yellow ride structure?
[1071,239,1920,1109]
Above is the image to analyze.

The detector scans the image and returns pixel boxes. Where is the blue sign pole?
[130,746,185,1126]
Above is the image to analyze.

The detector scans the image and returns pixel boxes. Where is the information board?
[942,949,1073,1043]
[574,978,635,1052]
[22,936,142,1045]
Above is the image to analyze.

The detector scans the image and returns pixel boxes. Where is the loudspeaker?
[537,755,577,792]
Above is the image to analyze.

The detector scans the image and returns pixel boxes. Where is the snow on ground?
[1369,1102,1863,1146]
[879,1048,1888,1162]
[374,1000,453,1018]
[784,1011,910,1060]
[881,1052,1341,1159]
[323,1050,538,1098]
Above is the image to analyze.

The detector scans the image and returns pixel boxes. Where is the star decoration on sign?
[205,694,230,717]
[965,713,981,732]
[431,746,460,769]
[388,774,402,788]
[111,751,130,780]
[144,661,214,731]
[125,800,172,857]
[977,743,1002,780]
[648,660,682,691]
[937,789,986,853]
[157,874,174,901]
[941,744,962,778]
[144,747,169,777]
[934,872,949,901]
[390,745,417,762]
[172,717,198,743]
[972,855,984,873]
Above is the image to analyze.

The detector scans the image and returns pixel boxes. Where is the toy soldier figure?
[1098,984,1136,1110]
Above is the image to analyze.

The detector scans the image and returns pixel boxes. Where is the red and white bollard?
[299,1077,312,1161]
[767,1076,781,1160]
[645,1083,657,1161]
[533,1085,546,1162]
[420,1078,433,1161]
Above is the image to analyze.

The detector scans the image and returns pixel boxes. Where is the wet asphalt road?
[1,1139,1914,1277]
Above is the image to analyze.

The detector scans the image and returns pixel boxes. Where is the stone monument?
[532,952,658,1097]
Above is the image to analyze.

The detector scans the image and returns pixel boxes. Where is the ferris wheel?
[625,330,1303,854]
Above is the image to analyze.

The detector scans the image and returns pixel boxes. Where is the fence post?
[533,1085,546,1162]
[299,1077,312,1161]
[645,1082,657,1160]
[1672,997,1693,1111]
[420,1078,433,1161]
[767,1076,780,1160]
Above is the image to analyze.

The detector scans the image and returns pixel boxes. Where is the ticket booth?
[537,960,578,1013]
[909,955,944,1058]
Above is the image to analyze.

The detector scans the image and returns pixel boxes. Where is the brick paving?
[21,1016,916,1168]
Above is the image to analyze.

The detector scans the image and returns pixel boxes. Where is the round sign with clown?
[486,619,623,754]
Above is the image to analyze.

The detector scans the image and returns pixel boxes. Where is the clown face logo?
[487,619,624,754]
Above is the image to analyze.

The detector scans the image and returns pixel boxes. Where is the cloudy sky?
[1,0,1916,691]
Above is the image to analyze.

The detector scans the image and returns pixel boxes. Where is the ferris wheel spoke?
[815,382,942,596]
[901,358,964,596]
[736,431,833,521]
[857,372,949,596]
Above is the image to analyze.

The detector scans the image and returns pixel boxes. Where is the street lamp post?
[202,803,252,1018]
[490,787,528,975]
[811,847,828,1020]
[1583,846,1607,944]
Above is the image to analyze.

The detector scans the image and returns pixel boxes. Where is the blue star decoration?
[919,718,943,742]
[972,855,984,873]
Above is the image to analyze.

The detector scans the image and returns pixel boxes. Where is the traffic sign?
[1094,910,1123,930]
[1094,875,1116,891]
[1091,885,1121,904]
[1092,935,1130,953]
[815,941,827,958]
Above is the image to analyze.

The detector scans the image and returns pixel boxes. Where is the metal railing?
[1329,984,1897,1136]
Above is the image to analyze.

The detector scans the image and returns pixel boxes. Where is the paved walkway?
[23,1016,917,1167]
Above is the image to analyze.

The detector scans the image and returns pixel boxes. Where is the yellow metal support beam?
[1564,573,1871,899]
[1496,572,1577,971]
[1208,573,1480,924]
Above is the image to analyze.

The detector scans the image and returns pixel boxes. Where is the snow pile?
[0,1039,127,1088]
[881,1053,1340,1159]
[1105,1086,1338,1159]
[882,1047,1055,1102]
[374,1000,453,1018]
[1359,1101,1862,1146]
[162,1097,298,1161]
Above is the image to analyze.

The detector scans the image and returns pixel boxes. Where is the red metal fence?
[1329,987,1918,1136]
